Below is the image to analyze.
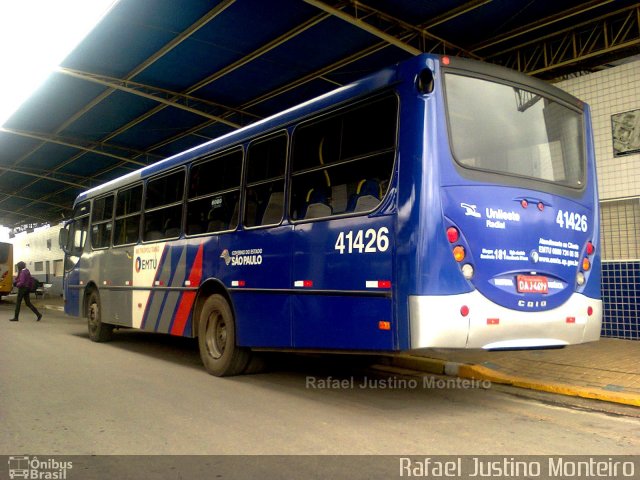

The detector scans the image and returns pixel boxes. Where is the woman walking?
[9,261,42,322]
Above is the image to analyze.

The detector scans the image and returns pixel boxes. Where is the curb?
[390,354,640,408]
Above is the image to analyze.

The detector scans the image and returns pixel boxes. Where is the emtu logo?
[135,257,158,273]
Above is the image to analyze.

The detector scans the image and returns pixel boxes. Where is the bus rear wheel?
[87,290,113,342]
[198,294,250,376]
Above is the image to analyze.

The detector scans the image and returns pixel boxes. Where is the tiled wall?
[558,61,640,339]
[558,61,640,201]
[601,262,640,340]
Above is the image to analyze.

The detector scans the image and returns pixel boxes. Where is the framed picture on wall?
[612,109,640,157]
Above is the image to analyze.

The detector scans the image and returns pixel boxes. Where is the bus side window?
[244,133,287,227]
[187,148,242,235]
[71,216,89,256]
[91,195,114,249]
[290,93,397,220]
[143,170,185,241]
[114,185,142,246]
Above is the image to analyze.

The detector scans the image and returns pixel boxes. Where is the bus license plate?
[516,275,548,294]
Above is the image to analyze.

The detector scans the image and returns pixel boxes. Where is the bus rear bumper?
[409,291,602,349]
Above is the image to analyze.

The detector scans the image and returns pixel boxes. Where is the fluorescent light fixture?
[0,0,118,126]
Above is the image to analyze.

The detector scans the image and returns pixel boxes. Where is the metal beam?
[0,191,69,209]
[9,39,393,221]
[486,4,640,75]
[0,128,149,166]
[422,0,492,30]
[0,165,84,188]
[303,0,481,58]
[56,67,246,128]
[0,207,49,223]
[55,0,238,135]
[303,0,421,55]
[471,0,616,53]
[0,1,236,202]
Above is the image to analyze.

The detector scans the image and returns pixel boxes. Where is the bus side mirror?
[58,228,69,253]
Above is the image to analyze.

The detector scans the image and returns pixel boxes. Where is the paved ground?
[1,303,638,457]
[5,293,640,407]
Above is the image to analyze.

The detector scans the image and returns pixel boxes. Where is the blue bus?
[59,54,601,376]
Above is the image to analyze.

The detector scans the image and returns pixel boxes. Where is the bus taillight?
[582,258,591,271]
[446,227,459,243]
[452,246,465,262]
[461,263,474,280]
[586,241,594,255]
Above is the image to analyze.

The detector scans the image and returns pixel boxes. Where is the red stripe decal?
[171,243,204,336]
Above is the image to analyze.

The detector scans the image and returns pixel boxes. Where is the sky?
[0,0,117,127]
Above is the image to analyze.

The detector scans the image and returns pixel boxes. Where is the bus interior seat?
[146,230,164,241]
[260,191,284,225]
[302,187,332,219]
[207,208,226,232]
[125,223,139,243]
[207,200,239,232]
[330,184,348,214]
[163,218,181,238]
[228,201,239,229]
[244,197,258,227]
[187,224,203,235]
[347,179,381,212]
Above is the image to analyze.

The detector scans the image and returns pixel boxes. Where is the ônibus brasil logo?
[8,456,73,479]
[135,256,158,273]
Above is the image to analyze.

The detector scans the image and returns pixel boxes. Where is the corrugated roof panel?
[4,73,107,133]
[55,152,127,179]
[61,90,160,142]
[131,0,319,92]
[62,0,219,78]
[0,132,41,164]
[109,106,210,151]
[192,16,379,105]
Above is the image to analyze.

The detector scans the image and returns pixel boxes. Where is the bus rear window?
[445,73,585,188]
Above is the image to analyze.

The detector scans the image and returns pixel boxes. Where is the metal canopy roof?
[0,0,638,228]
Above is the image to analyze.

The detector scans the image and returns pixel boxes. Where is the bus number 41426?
[335,228,390,254]
[556,210,587,232]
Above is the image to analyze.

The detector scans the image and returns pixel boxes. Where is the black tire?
[243,353,269,375]
[87,290,113,342]
[198,294,250,376]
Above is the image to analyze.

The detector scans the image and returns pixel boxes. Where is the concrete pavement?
[6,292,640,408]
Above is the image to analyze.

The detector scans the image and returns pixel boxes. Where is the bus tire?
[87,290,113,342]
[198,294,250,376]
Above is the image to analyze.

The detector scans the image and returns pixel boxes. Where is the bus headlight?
[576,271,585,286]
[461,263,474,280]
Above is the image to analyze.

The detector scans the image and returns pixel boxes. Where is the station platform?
[5,293,639,407]
[388,338,640,407]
